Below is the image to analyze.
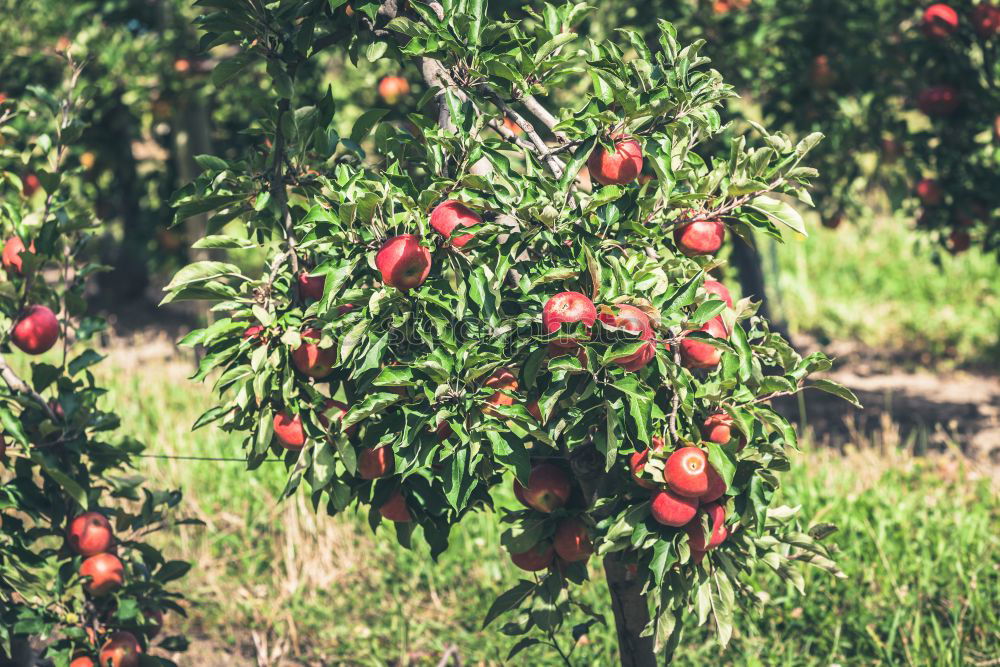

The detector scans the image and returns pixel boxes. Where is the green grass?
[764,214,1000,368]
[94,350,999,665]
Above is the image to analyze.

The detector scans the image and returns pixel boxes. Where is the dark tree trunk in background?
[603,559,658,666]
[731,234,773,322]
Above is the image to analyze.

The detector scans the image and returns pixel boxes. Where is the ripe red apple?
[598,304,656,371]
[430,200,480,248]
[923,4,959,38]
[526,399,543,422]
[700,464,727,503]
[79,553,124,596]
[242,324,265,344]
[21,173,41,197]
[821,212,844,229]
[674,218,725,256]
[664,446,709,498]
[2,237,35,274]
[629,436,665,490]
[273,411,306,450]
[510,542,555,571]
[376,234,432,290]
[297,271,325,301]
[701,280,733,308]
[435,420,453,441]
[502,116,523,135]
[916,178,943,206]
[358,446,393,479]
[587,136,643,186]
[972,4,1000,37]
[809,54,836,89]
[701,413,744,449]
[679,316,728,370]
[542,291,597,348]
[291,327,336,378]
[99,631,141,667]
[11,305,60,355]
[948,229,971,254]
[519,463,571,513]
[917,86,959,116]
[686,502,728,551]
[553,518,592,562]
[483,366,518,416]
[378,75,410,104]
[67,512,114,557]
[650,488,699,527]
[70,656,96,667]
[379,489,412,522]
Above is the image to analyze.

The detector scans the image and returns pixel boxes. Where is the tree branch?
[478,84,565,178]
[522,94,567,142]
[0,353,58,421]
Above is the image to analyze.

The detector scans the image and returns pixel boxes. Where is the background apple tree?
[1,58,192,666]
[165,0,856,663]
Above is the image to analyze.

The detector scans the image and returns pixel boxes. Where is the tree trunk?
[603,559,657,667]
[730,233,771,322]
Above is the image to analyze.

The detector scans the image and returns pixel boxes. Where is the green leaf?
[748,196,807,237]
[807,379,862,408]
[483,580,536,628]
[351,109,390,144]
[68,350,105,376]
[192,235,257,250]
[30,452,87,508]
[0,403,29,446]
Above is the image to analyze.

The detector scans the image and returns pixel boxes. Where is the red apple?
[430,200,480,248]
[297,271,326,301]
[821,213,844,229]
[79,553,124,596]
[598,304,655,371]
[545,342,589,369]
[701,280,733,308]
[21,173,41,197]
[376,234,432,290]
[358,446,393,479]
[923,4,959,38]
[917,86,959,116]
[629,435,665,490]
[379,489,412,522]
[916,178,943,206]
[11,305,59,355]
[435,420,453,441]
[664,446,709,498]
[553,518,592,562]
[526,399,543,422]
[483,366,518,416]
[242,324,265,343]
[519,463,571,513]
[650,488,699,527]
[674,218,725,256]
[542,291,597,349]
[510,542,555,571]
[2,237,35,274]
[587,136,643,186]
[686,502,728,551]
[67,512,114,557]
[143,608,165,639]
[948,229,971,254]
[701,413,744,448]
[502,116,523,135]
[700,464,727,503]
[291,327,336,378]
[378,75,410,104]
[70,656,96,667]
[809,54,836,89]
[679,316,728,370]
[972,4,1000,37]
[99,631,141,667]
[273,411,306,450]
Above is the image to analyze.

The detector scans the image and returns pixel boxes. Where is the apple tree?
[166,0,855,663]
[0,58,192,666]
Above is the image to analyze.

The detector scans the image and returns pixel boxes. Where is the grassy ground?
[94,347,999,666]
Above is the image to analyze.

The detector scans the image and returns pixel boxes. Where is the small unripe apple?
[598,304,656,371]
[629,436,665,490]
[679,316,728,369]
[273,411,306,450]
[67,512,114,557]
[922,4,959,38]
[587,136,643,186]
[21,173,41,197]
[701,280,733,308]
[674,218,725,256]
[79,553,124,596]
[650,488,699,527]
[553,518,592,562]
[972,4,1000,37]
[379,489,412,522]
[686,502,728,552]
[483,366,518,416]
[99,631,142,667]
[430,200,480,248]
[519,463,571,513]
[542,291,597,349]
[510,541,555,571]
[291,327,336,378]
[378,75,410,104]
[917,86,959,116]
[11,305,60,355]
[358,446,393,479]
[916,178,943,206]
[2,237,35,274]
[664,446,709,498]
[297,271,325,301]
[376,234,432,290]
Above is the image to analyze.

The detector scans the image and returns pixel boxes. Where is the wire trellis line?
[132,453,285,463]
